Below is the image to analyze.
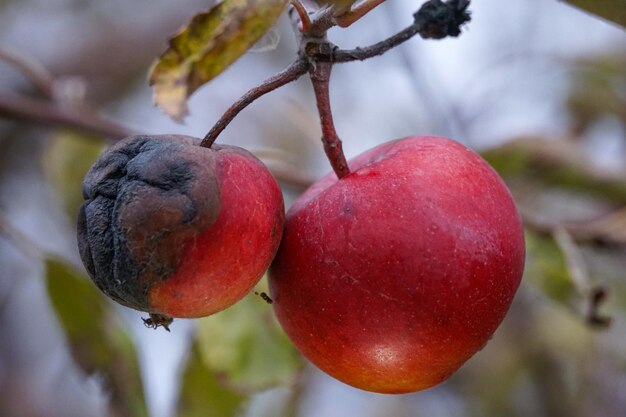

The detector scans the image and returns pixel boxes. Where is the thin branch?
[308,5,337,36]
[0,210,43,260]
[0,91,134,140]
[553,227,612,328]
[0,81,315,188]
[553,227,591,293]
[201,58,310,148]
[309,61,350,179]
[522,207,626,245]
[332,0,471,62]
[298,0,319,11]
[334,0,386,27]
[334,21,423,62]
[0,48,55,98]
[290,0,313,32]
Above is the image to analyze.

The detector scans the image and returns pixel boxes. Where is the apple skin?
[269,136,525,394]
[78,135,284,318]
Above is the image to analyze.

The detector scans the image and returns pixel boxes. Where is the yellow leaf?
[149,0,289,121]
[564,0,626,28]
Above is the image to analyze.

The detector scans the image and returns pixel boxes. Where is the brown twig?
[0,92,134,140]
[307,5,337,36]
[309,61,350,179]
[0,48,55,98]
[203,0,471,176]
[333,0,471,62]
[334,20,423,62]
[334,0,386,27]
[200,58,310,148]
[0,85,316,187]
[522,207,626,245]
[290,0,313,32]
[553,227,612,328]
[0,210,43,260]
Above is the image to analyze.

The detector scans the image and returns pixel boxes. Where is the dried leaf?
[564,0,626,28]
[149,0,288,121]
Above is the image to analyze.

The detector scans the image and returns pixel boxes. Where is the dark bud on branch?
[415,0,471,39]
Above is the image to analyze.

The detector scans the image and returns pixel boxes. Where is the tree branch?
[553,227,612,328]
[309,61,350,179]
[0,209,43,260]
[334,0,386,28]
[0,48,55,98]
[201,58,311,148]
[290,0,313,33]
[308,5,337,36]
[0,92,134,140]
[334,21,423,62]
[333,0,471,62]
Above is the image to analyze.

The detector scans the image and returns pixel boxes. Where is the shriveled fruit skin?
[269,136,525,394]
[78,135,284,318]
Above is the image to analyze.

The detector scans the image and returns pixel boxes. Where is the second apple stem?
[310,61,350,179]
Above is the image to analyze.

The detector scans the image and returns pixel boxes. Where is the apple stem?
[309,61,350,179]
[200,58,310,148]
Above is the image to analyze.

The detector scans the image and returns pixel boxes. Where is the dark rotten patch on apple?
[77,135,220,312]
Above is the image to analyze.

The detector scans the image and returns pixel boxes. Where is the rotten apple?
[269,136,525,393]
[78,135,284,323]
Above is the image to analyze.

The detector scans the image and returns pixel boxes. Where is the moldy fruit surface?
[78,134,284,319]
[269,136,525,393]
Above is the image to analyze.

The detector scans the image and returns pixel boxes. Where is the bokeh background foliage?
[1,1,626,417]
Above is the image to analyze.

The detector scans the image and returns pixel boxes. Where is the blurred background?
[1,0,625,416]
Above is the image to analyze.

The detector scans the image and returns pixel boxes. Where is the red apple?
[269,136,525,393]
[78,135,284,322]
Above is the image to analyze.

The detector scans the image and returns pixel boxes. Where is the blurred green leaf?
[524,229,619,328]
[482,138,626,204]
[196,278,302,392]
[564,0,626,28]
[42,130,105,219]
[45,258,147,417]
[177,343,247,417]
[149,0,289,121]
[524,231,576,305]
